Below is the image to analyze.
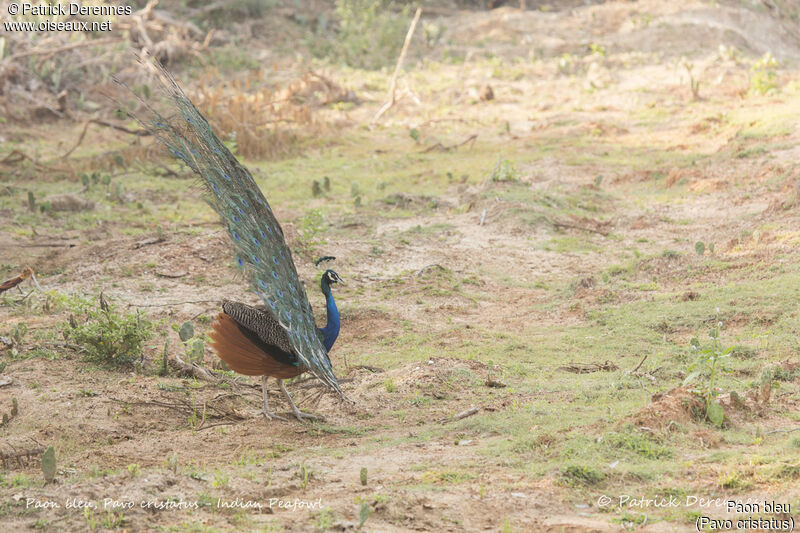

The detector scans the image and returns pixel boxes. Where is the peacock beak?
[337,277,346,286]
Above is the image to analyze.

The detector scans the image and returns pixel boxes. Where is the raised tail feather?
[209,313,305,379]
[121,55,343,397]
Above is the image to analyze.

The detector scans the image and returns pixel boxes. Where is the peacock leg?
[261,376,287,421]
[279,380,319,422]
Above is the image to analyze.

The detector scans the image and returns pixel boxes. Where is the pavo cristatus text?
[129,59,346,421]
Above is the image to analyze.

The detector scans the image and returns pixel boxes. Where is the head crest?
[314,256,336,267]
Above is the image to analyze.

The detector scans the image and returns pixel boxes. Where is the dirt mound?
[630,387,703,429]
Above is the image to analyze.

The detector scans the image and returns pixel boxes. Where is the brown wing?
[208,313,305,379]
[0,268,33,294]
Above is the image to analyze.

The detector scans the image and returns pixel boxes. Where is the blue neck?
[319,281,340,352]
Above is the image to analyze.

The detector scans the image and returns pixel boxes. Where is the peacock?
[126,59,346,421]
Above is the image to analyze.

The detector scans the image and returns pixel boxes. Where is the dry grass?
[191,70,325,160]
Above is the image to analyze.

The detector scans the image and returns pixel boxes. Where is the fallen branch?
[0,447,46,469]
[0,150,65,171]
[765,426,800,436]
[559,360,618,374]
[169,353,219,383]
[421,133,477,153]
[45,342,89,355]
[128,298,219,308]
[60,119,150,161]
[371,7,422,125]
[134,234,166,249]
[440,406,480,423]
[630,355,648,374]
[347,365,384,373]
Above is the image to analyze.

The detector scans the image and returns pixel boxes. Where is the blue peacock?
[130,59,346,421]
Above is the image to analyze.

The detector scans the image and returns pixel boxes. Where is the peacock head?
[323,269,345,287]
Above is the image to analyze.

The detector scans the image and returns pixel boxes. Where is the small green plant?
[684,311,732,427]
[320,0,412,70]
[298,209,326,253]
[167,452,178,474]
[212,471,229,488]
[298,464,312,491]
[491,157,519,182]
[9,322,27,345]
[187,383,206,431]
[101,511,126,529]
[682,59,701,100]
[127,463,140,478]
[63,295,153,367]
[176,321,205,364]
[84,508,99,531]
[160,338,170,376]
[360,467,367,486]
[358,501,370,528]
[749,52,779,95]
[588,42,606,56]
[315,508,337,531]
[41,446,56,483]
[383,378,396,393]
[694,241,705,255]
[561,465,604,486]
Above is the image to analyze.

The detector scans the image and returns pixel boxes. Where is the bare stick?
[169,353,219,383]
[440,406,480,423]
[0,447,45,469]
[371,7,422,125]
[128,298,219,308]
[765,426,800,436]
[630,354,648,373]
[421,134,478,153]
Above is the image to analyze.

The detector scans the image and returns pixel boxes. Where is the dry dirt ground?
[2,1,800,531]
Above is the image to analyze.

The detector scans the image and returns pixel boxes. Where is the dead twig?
[630,355,648,374]
[45,342,89,354]
[559,360,618,374]
[134,234,166,249]
[440,406,480,423]
[421,133,477,153]
[348,365,384,373]
[169,353,219,383]
[197,421,236,431]
[371,7,422,125]
[0,447,45,469]
[765,426,800,436]
[128,298,219,308]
